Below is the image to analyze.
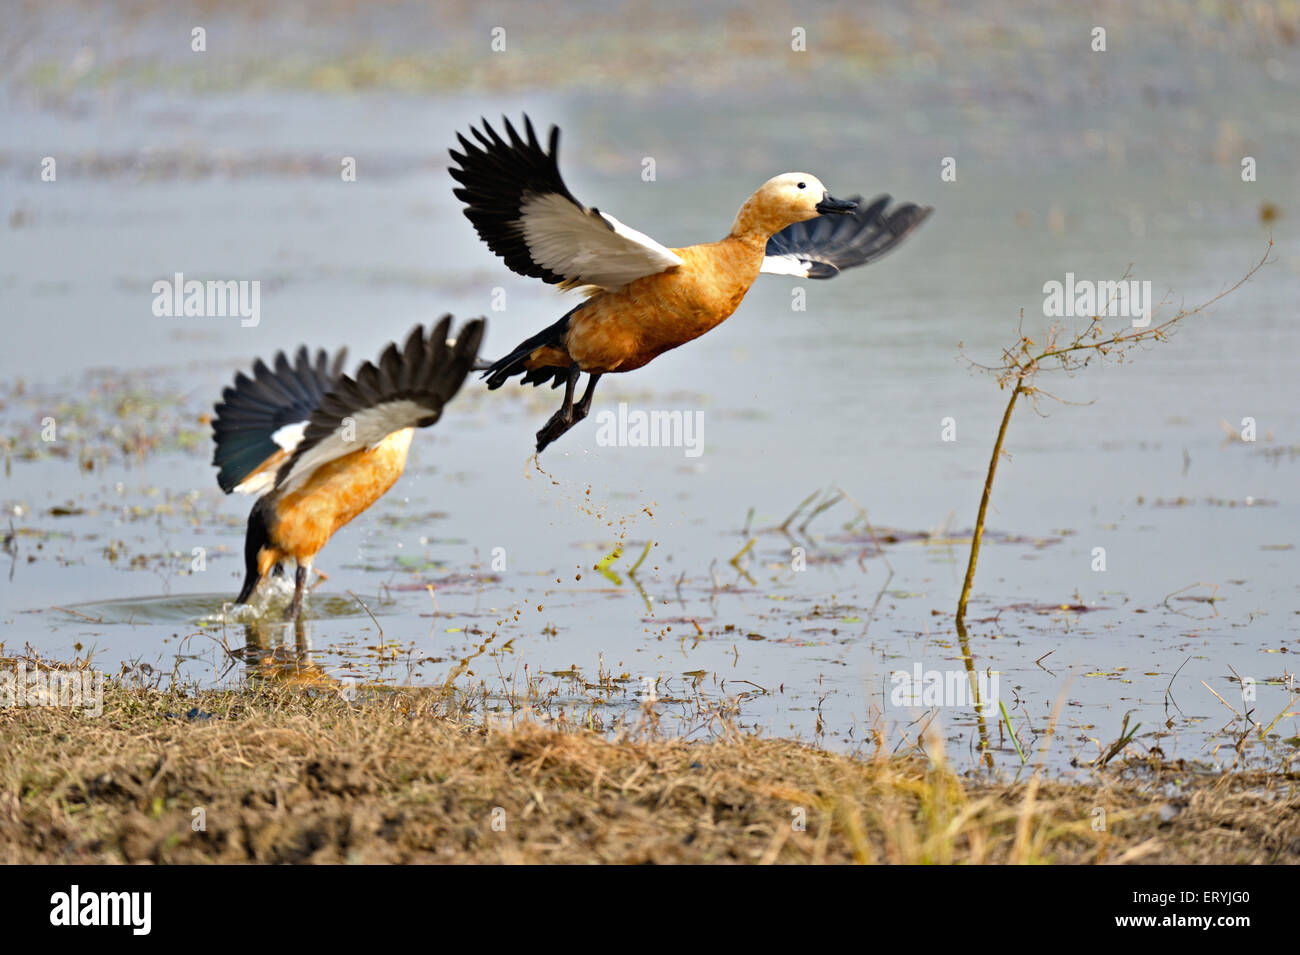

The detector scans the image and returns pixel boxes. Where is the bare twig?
[954,245,1271,636]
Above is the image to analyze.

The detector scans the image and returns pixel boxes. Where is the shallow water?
[3,1,1299,775]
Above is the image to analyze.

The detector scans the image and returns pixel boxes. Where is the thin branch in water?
[954,244,1271,636]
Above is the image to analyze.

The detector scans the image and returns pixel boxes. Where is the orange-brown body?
[256,428,414,577]
[528,233,769,375]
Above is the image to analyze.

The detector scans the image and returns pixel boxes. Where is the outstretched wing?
[274,315,486,494]
[212,346,348,495]
[449,115,682,292]
[762,195,932,279]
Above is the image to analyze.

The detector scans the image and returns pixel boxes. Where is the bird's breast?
[269,428,415,561]
[567,238,764,373]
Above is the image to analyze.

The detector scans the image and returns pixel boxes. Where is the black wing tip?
[450,114,562,190]
[211,341,349,492]
[275,316,487,487]
[910,204,936,226]
[306,315,486,424]
[450,113,552,162]
[766,193,933,276]
[447,113,577,285]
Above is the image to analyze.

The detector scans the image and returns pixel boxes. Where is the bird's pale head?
[732,173,857,236]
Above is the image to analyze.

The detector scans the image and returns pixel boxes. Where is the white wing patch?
[518,192,682,291]
[277,399,430,494]
[231,420,309,495]
[232,471,277,496]
[760,255,814,277]
[270,421,306,452]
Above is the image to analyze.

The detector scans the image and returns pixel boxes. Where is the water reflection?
[237,619,338,693]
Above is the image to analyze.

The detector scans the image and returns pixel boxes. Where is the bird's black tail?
[482,305,579,390]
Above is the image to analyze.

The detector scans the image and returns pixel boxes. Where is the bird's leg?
[535,364,582,453]
[285,562,310,620]
[573,373,602,423]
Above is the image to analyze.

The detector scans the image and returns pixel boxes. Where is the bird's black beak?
[816,194,858,215]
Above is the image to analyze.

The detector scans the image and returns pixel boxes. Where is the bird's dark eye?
[797,182,806,189]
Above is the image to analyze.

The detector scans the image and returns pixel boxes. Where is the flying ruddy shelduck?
[449,115,931,453]
[211,316,485,619]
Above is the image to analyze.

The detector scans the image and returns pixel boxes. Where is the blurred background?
[1,0,1298,771]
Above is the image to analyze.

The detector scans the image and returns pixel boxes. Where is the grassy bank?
[2,678,1298,864]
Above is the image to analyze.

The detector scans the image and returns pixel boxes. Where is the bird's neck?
[729,197,790,239]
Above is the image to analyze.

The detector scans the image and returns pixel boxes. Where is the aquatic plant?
[954,244,1273,637]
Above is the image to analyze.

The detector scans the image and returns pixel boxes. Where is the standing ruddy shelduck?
[211,316,486,619]
[450,116,931,452]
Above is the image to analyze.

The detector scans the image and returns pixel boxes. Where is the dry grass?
[2,681,1299,864]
